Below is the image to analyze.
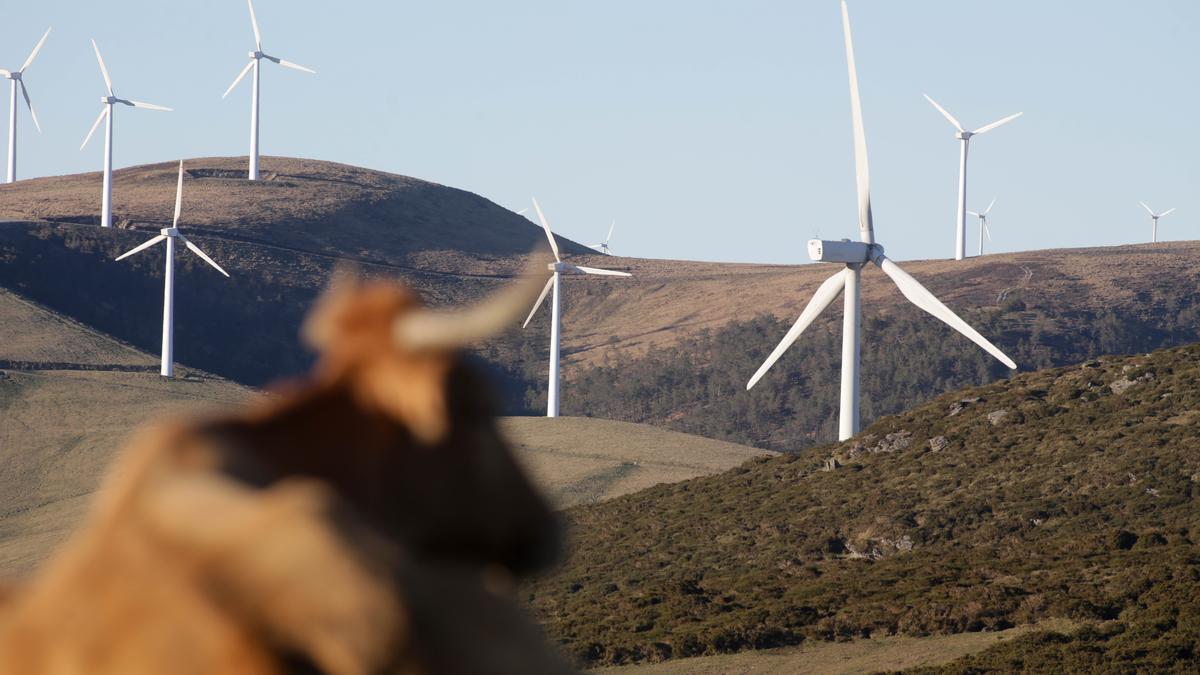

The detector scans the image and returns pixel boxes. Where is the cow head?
[291,254,561,574]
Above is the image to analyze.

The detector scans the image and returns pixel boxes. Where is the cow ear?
[303,268,363,352]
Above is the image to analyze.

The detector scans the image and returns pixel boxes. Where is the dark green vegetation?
[527,344,1200,670]
[541,291,1200,452]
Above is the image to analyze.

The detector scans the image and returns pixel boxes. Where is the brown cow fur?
[0,276,571,674]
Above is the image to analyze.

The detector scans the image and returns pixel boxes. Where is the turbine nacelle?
[955,130,974,141]
[4,71,20,81]
[250,50,265,59]
[807,239,874,264]
[550,261,574,273]
[161,227,180,237]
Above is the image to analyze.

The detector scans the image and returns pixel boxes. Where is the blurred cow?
[0,254,572,675]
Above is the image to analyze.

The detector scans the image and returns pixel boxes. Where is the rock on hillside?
[527,344,1200,670]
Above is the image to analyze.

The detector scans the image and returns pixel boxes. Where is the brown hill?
[4,157,1200,449]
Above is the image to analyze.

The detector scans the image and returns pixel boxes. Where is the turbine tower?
[81,40,172,229]
[523,198,631,417]
[589,221,616,255]
[967,198,996,256]
[223,0,316,181]
[923,95,1021,261]
[2,27,50,184]
[115,162,230,377]
[746,0,1017,442]
[1139,202,1176,243]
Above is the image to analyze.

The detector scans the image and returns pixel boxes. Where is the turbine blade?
[222,60,255,98]
[20,27,52,73]
[182,237,231,278]
[972,111,1023,135]
[91,40,113,96]
[1140,201,1156,216]
[984,222,993,241]
[606,220,615,243]
[967,211,981,218]
[276,58,316,74]
[80,107,108,150]
[1159,208,1176,218]
[874,254,1016,369]
[19,81,40,133]
[923,94,964,132]
[115,234,168,261]
[128,100,173,112]
[0,70,9,78]
[841,0,874,243]
[984,197,996,215]
[746,269,848,390]
[247,0,263,50]
[530,197,561,262]
[522,276,555,328]
[172,161,185,227]
[574,265,632,277]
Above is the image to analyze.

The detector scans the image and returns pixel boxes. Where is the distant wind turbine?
[81,40,172,229]
[967,198,996,256]
[746,0,1017,442]
[222,0,316,181]
[924,94,1021,261]
[1139,202,1176,243]
[2,27,50,184]
[589,222,616,255]
[115,162,230,377]
[523,198,631,417]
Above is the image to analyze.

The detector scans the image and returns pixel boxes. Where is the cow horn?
[394,248,552,351]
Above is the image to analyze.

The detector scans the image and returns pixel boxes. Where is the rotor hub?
[550,262,572,273]
[6,71,20,81]
[956,131,973,141]
[161,228,180,237]
[250,50,265,59]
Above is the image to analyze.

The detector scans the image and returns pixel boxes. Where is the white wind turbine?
[81,40,172,229]
[222,0,316,181]
[115,162,230,377]
[746,0,1017,442]
[523,198,631,417]
[967,198,996,256]
[2,27,50,184]
[923,95,1021,261]
[1139,202,1176,243]
[589,221,616,255]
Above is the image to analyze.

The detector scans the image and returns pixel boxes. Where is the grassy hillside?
[528,344,1200,671]
[0,289,767,573]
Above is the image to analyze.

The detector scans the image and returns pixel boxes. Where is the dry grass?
[593,621,1077,674]
[501,417,773,508]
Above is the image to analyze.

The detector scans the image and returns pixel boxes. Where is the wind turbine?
[115,162,230,377]
[1139,202,1176,243]
[522,198,631,417]
[2,27,50,184]
[746,0,1017,442]
[967,198,996,256]
[222,0,316,181]
[589,221,616,255]
[923,94,1021,261]
[81,40,172,229]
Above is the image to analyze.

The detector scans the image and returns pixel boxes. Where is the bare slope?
[501,417,774,508]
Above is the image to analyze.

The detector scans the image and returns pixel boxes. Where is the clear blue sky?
[5,1,1197,263]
